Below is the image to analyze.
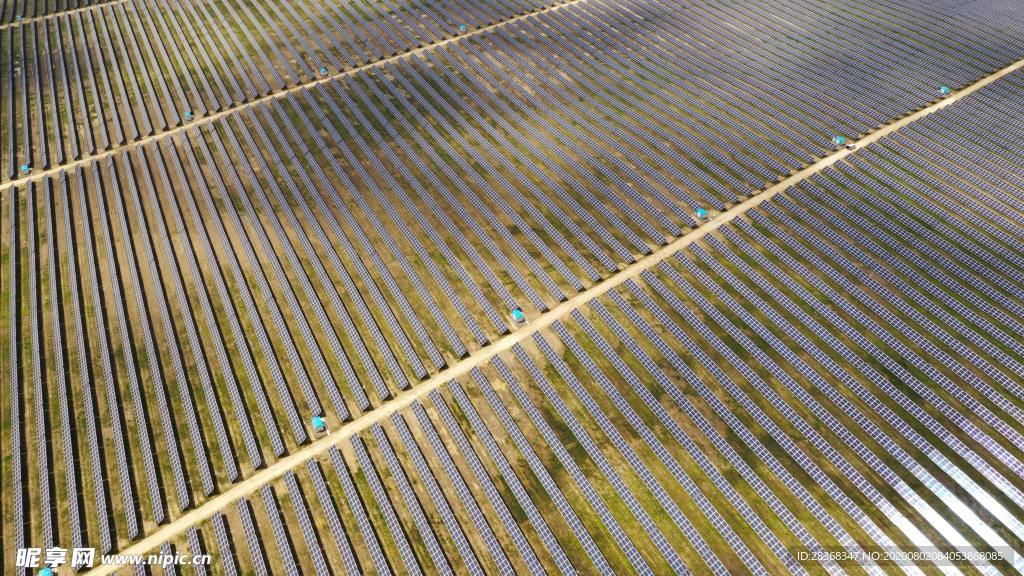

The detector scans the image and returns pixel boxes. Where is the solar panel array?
[156,66,1024,556]
[3,0,1024,571]
[111,63,1024,573]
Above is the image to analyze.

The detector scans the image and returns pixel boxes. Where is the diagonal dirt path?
[86,52,1024,573]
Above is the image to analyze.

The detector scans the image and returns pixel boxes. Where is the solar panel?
[427,393,547,575]
[328,446,392,575]
[211,512,237,576]
[371,422,453,575]
[284,472,331,575]
[306,459,362,575]
[351,435,424,576]
[237,498,268,576]
[260,484,300,576]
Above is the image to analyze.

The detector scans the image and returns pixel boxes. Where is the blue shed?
[511,307,525,323]
[695,208,709,219]
[312,416,327,433]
